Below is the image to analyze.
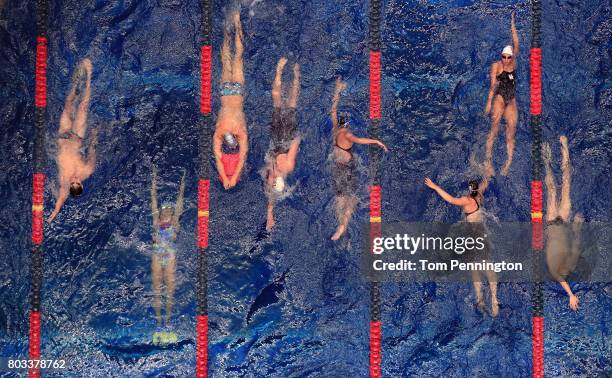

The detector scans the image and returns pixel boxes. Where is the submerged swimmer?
[330,78,387,241]
[425,175,499,316]
[484,11,520,177]
[543,136,583,311]
[49,58,97,222]
[150,166,185,333]
[264,58,301,231]
[213,11,248,189]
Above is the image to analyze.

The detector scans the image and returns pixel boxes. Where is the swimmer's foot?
[476,297,486,313]
[277,57,288,73]
[331,224,347,241]
[491,298,499,317]
[542,142,552,163]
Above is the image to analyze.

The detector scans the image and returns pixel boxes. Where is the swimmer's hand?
[266,216,275,232]
[376,140,388,152]
[424,177,438,190]
[569,294,579,311]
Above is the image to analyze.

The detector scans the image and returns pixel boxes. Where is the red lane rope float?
[34,37,47,108]
[529,48,542,116]
[369,320,382,377]
[369,52,382,120]
[197,179,210,249]
[532,316,544,377]
[196,314,208,378]
[32,173,45,245]
[200,46,212,114]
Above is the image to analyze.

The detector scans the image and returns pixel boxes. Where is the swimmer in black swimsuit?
[484,11,520,177]
[264,58,301,231]
[330,78,387,240]
[543,136,583,311]
[425,175,499,316]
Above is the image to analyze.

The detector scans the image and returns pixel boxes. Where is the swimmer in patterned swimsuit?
[484,11,520,177]
[49,58,97,222]
[213,11,248,189]
[150,165,185,328]
[329,78,387,240]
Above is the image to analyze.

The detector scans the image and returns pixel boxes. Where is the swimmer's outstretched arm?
[266,198,275,232]
[151,166,159,229]
[511,12,519,57]
[330,78,346,130]
[286,137,301,170]
[173,171,186,231]
[213,129,230,188]
[48,185,68,222]
[560,281,579,311]
[346,133,388,151]
[424,178,470,207]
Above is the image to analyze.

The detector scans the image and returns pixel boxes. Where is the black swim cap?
[468,180,479,196]
[70,183,83,197]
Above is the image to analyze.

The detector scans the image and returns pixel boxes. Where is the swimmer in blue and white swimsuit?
[150,166,185,328]
[213,11,248,190]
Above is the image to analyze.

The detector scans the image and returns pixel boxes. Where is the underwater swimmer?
[264,58,301,231]
[49,58,97,222]
[484,11,520,177]
[543,136,583,311]
[213,11,248,189]
[425,175,499,316]
[150,165,185,329]
[330,78,387,241]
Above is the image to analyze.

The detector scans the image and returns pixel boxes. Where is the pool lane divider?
[30,0,48,377]
[197,0,212,377]
[530,1,544,377]
[369,0,382,376]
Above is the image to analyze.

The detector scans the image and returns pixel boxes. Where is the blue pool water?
[0,0,610,376]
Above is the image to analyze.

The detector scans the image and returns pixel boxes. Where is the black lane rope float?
[196,0,212,376]
[368,0,382,377]
[529,1,544,377]
[30,0,48,377]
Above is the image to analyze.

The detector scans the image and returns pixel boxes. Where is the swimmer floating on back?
[49,58,97,222]
[330,78,387,241]
[264,58,301,231]
[484,11,519,177]
[213,11,248,190]
[150,165,185,343]
[543,136,583,311]
[425,175,499,316]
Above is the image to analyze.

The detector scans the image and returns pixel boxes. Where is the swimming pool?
[0,0,609,376]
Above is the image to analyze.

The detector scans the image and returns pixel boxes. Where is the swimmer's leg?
[542,142,558,221]
[485,269,499,316]
[59,70,80,134]
[272,57,288,108]
[163,256,176,324]
[331,194,356,240]
[151,256,163,326]
[485,96,505,175]
[287,63,300,109]
[72,59,92,138]
[231,11,244,84]
[500,99,518,176]
[558,136,572,221]
[221,25,233,83]
[471,271,485,311]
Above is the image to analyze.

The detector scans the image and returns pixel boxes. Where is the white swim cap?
[224,133,238,148]
[502,45,513,56]
[273,177,285,193]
